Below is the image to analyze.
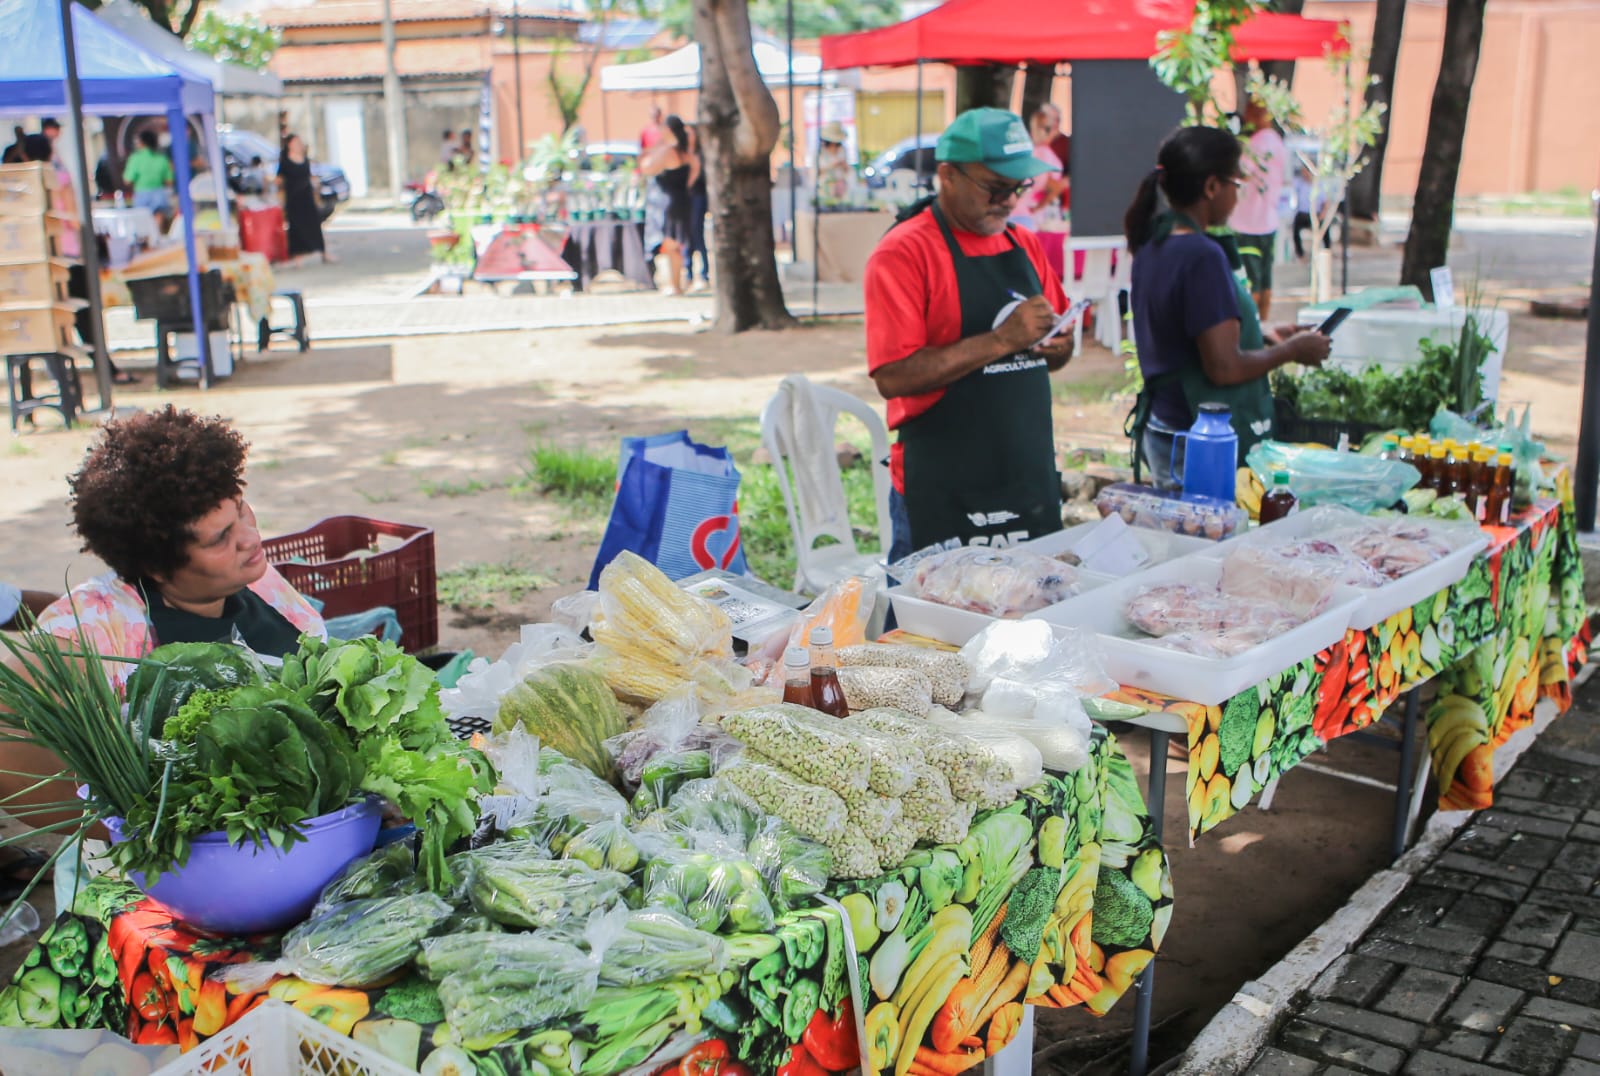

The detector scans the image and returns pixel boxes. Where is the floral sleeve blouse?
[35,566,327,695]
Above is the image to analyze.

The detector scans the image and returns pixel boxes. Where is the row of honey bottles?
[1380,435,1514,525]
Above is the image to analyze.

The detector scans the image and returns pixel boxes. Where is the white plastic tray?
[888,570,1113,647]
[1027,556,1361,706]
[1018,520,1214,575]
[1201,507,1490,631]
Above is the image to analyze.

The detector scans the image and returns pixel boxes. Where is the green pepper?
[15,966,61,1027]
[737,1014,773,1067]
[91,940,119,990]
[818,912,846,1010]
[45,919,88,980]
[781,918,826,971]
[782,979,822,1042]
[748,983,782,1027]
[702,995,749,1034]
[749,950,787,986]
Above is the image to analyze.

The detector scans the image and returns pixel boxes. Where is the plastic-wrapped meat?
[1337,522,1454,580]
[1156,626,1273,658]
[1218,545,1342,618]
[1124,583,1299,638]
[907,548,1080,617]
[1263,539,1388,588]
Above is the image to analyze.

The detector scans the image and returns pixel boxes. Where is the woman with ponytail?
[1123,126,1331,487]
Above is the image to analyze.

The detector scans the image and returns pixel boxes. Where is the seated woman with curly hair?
[34,405,325,692]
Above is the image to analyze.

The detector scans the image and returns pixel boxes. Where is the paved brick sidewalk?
[1246,687,1600,1076]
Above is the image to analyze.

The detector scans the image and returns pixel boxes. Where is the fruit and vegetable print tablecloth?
[0,732,1167,1076]
[1108,477,1590,842]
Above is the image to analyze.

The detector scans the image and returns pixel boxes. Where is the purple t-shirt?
[1130,232,1241,430]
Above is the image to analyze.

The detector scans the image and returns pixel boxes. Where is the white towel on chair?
[776,374,851,540]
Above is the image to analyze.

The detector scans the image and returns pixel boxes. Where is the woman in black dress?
[279,134,334,266]
[641,115,696,295]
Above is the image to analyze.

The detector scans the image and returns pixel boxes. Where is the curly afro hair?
[69,406,250,582]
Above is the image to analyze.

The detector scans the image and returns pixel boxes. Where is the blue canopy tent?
[0,0,225,389]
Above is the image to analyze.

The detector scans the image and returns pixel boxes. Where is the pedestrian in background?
[123,129,174,232]
[440,129,457,169]
[685,123,710,293]
[640,115,695,296]
[1233,96,1288,318]
[279,133,333,266]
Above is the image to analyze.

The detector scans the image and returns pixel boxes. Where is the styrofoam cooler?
[238,202,287,263]
[175,330,234,379]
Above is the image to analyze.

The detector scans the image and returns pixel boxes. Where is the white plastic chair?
[759,376,894,595]
[1100,246,1133,351]
[1064,238,1117,354]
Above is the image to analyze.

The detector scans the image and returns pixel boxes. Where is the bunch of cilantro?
[122,636,491,892]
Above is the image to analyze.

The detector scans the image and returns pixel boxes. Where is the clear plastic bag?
[719,704,870,798]
[642,849,772,933]
[746,815,832,909]
[312,842,421,915]
[465,855,631,930]
[959,620,1056,695]
[1324,517,1466,581]
[276,892,453,986]
[562,814,646,874]
[1246,440,1421,514]
[421,928,602,1040]
[755,576,876,679]
[906,547,1081,617]
[440,624,592,720]
[961,622,1113,702]
[924,709,1044,800]
[837,643,969,708]
[841,786,904,836]
[717,754,849,844]
[1125,583,1300,638]
[787,706,918,797]
[846,708,1013,806]
[1217,545,1346,618]
[837,666,934,717]
[829,824,884,880]
[963,711,1091,774]
[598,906,729,986]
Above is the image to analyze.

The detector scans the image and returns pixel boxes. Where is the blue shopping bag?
[588,431,749,588]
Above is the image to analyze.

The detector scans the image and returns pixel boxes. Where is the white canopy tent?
[94,0,282,98]
[600,41,848,92]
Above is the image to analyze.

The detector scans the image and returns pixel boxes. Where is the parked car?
[582,142,640,172]
[219,128,351,222]
[862,134,939,189]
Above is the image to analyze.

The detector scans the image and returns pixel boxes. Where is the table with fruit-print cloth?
[1106,471,1590,844]
[0,729,1170,1076]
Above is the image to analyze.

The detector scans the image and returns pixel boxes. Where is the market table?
[100,251,273,325]
[1104,475,1589,846]
[0,729,1169,1076]
[559,220,655,292]
[92,207,160,268]
[794,208,894,284]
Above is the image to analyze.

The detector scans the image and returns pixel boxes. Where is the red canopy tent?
[819,0,1347,69]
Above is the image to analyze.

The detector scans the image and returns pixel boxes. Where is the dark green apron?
[1126,213,1274,482]
[898,204,1062,550]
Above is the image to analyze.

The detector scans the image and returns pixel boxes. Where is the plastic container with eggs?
[1094,483,1247,541]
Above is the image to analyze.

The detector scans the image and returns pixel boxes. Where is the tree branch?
[176,0,204,38]
[713,0,780,162]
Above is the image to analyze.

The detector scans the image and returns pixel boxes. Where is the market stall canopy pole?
[817,0,1348,69]
[57,0,111,413]
[1575,199,1600,531]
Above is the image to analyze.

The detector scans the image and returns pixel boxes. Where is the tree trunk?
[1019,63,1055,123]
[695,0,795,332]
[1347,0,1407,221]
[955,64,1018,114]
[1399,0,1488,298]
[1256,0,1307,90]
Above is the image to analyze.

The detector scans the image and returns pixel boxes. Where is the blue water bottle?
[1171,402,1238,503]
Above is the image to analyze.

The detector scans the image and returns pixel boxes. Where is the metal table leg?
[1391,690,1421,863]
[1129,727,1169,1076]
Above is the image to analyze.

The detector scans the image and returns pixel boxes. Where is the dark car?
[862,134,940,189]
[219,128,351,222]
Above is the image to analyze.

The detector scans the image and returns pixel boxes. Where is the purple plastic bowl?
[104,797,382,935]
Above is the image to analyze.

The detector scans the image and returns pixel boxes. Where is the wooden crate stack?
[0,162,84,358]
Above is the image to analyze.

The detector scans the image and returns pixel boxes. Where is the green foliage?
[523,443,619,510]
[655,0,901,42]
[438,564,556,608]
[187,10,281,70]
[1271,321,1497,431]
[1152,0,1263,126]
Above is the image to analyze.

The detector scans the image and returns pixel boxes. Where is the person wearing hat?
[816,121,855,206]
[865,108,1075,561]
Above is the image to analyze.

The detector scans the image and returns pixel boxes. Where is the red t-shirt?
[864,209,1068,491]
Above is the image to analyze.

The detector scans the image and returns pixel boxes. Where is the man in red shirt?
[865,108,1075,562]
[639,106,664,152]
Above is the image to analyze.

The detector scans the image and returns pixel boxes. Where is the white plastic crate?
[1200,506,1490,631]
[1018,519,1213,576]
[888,570,1114,646]
[1028,555,1360,706]
[153,1002,415,1076]
[0,1027,177,1075]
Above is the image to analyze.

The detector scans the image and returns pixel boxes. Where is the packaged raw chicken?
[905,548,1081,617]
[1217,544,1346,619]
[1328,519,1458,580]
[1124,583,1299,638]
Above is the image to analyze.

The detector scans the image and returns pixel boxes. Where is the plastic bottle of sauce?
[782,646,815,709]
[1379,436,1400,461]
[1395,436,1416,464]
[1471,446,1496,522]
[808,627,849,718]
[1258,470,1298,524]
[1427,445,1451,494]
[1486,451,1514,525]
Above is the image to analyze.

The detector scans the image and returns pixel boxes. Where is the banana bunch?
[1236,467,1264,520]
[1431,696,1490,792]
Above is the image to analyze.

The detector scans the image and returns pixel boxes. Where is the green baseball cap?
[936,108,1054,182]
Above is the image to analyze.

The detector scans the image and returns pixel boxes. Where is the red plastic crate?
[263,516,438,654]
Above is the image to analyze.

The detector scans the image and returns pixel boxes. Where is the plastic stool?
[257,289,309,352]
[6,351,83,431]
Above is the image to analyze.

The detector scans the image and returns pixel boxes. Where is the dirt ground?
[0,222,1592,1068]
